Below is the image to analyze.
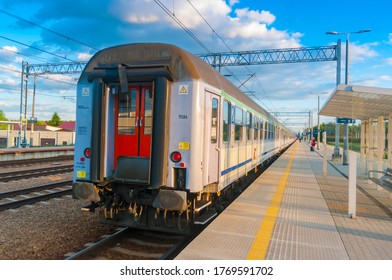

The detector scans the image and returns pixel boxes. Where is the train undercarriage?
[76,152,282,234]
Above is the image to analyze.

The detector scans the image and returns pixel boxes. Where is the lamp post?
[326,29,371,164]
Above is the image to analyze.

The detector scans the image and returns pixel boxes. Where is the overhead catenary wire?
[35,75,78,86]
[0,9,87,122]
[0,65,21,74]
[0,47,48,63]
[0,65,78,86]
[0,9,99,51]
[185,0,275,111]
[0,35,78,63]
[186,0,233,52]
[0,85,75,99]
[154,0,211,53]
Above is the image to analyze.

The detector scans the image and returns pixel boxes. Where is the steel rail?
[0,180,72,199]
[0,187,72,211]
[65,228,131,260]
[0,155,73,168]
[0,165,73,182]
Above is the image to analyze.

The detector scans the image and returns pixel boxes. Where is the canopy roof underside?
[320,84,392,120]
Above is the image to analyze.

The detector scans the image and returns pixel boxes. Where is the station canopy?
[320,84,392,120]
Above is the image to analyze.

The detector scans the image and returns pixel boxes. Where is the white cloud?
[125,14,160,23]
[108,0,301,50]
[0,46,19,63]
[235,8,276,25]
[77,52,93,61]
[342,43,378,62]
[108,0,160,24]
[389,33,392,45]
[2,46,18,52]
[380,75,391,81]
[0,78,18,86]
[385,58,392,65]
[228,0,239,6]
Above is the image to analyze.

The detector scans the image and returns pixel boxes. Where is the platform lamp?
[326,29,371,165]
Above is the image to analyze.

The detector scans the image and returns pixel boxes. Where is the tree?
[47,112,63,126]
[0,110,8,130]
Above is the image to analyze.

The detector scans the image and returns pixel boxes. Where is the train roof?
[80,43,281,124]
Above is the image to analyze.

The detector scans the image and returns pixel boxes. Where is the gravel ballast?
[0,171,116,260]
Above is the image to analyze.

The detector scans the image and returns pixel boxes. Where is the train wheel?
[163,210,175,228]
[177,208,190,232]
[132,203,143,223]
[154,208,162,226]
[103,199,117,219]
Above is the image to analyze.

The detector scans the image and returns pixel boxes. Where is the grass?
[327,141,360,153]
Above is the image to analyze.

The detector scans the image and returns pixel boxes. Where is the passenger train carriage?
[72,43,295,233]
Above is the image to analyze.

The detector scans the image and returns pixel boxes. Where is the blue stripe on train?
[220,147,280,176]
[221,158,252,176]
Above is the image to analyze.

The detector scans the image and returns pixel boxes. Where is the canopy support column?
[388,114,392,168]
[377,116,385,176]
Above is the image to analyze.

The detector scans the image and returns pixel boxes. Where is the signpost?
[28,117,37,124]
[337,117,355,124]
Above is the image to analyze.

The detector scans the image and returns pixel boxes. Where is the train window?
[254,116,259,140]
[258,119,262,139]
[231,105,236,124]
[211,98,218,143]
[274,125,277,139]
[234,107,243,141]
[144,88,153,135]
[268,123,271,139]
[246,112,252,141]
[253,116,259,129]
[223,100,231,142]
[265,122,271,140]
[260,119,264,140]
[117,89,136,135]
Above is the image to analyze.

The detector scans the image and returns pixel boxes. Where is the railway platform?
[0,146,74,162]
[176,141,392,260]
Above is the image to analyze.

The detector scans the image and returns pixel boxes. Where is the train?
[72,43,296,233]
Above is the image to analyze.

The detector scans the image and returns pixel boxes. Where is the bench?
[368,168,392,196]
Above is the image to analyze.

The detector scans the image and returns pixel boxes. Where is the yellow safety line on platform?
[247,141,298,260]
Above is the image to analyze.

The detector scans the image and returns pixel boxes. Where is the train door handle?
[139,117,143,126]
[135,117,139,127]
[215,147,221,152]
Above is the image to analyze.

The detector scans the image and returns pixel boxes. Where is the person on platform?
[311,137,316,151]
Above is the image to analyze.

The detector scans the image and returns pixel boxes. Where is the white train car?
[72,43,295,233]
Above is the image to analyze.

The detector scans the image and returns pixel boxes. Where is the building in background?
[0,121,75,148]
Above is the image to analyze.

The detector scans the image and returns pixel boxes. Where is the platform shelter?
[320,84,392,179]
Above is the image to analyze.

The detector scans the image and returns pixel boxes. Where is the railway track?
[0,180,72,211]
[65,228,186,260]
[0,164,73,182]
[0,155,73,168]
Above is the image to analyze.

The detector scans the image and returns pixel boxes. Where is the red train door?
[114,84,153,164]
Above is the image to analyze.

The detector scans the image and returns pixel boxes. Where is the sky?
[0,0,391,132]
